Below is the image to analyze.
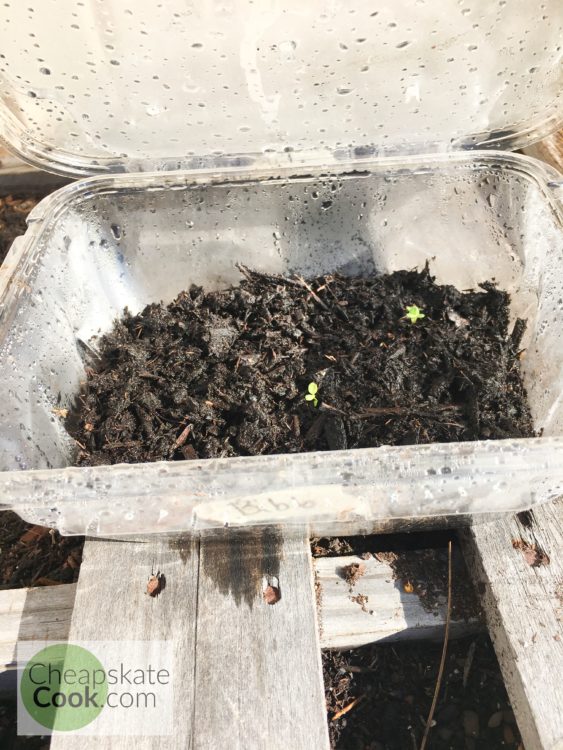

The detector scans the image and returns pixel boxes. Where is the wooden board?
[0,547,481,686]
[315,554,480,649]
[192,529,329,750]
[462,501,563,750]
[0,582,77,693]
[50,535,199,749]
[45,532,328,749]
[0,583,77,673]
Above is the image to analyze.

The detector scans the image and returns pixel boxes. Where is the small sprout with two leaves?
[305,381,319,407]
[404,305,425,324]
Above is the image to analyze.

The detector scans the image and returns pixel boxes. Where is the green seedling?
[405,305,425,324]
[305,381,319,407]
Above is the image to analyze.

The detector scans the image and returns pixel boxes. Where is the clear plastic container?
[0,0,562,534]
[1,151,563,535]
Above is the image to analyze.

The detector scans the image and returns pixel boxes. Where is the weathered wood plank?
[193,529,329,750]
[0,547,482,685]
[0,582,77,693]
[0,582,77,672]
[315,554,481,649]
[461,500,563,750]
[50,536,199,749]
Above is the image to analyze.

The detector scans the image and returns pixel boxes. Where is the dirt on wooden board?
[312,534,482,624]
[66,266,534,466]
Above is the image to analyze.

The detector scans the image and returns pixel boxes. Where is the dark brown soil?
[67,266,534,466]
[0,511,83,589]
[324,635,523,750]
[0,195,38,264]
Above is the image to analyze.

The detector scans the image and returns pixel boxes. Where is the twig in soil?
[320,402,348,416]
[331,694,366,722]
[138,371,161,380]
[463,640,477,689]
[418,539,452,750]
[318,277,351,321]
[358,404,462,419]
[76,337,101,360]
[171,423,193,451]
[293,274,330,311]
[341,664,378,674]
[236,263,300,289]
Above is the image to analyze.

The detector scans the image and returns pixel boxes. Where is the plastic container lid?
[0,0,561,177]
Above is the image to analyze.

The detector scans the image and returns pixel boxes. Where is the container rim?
[1,436,563,536]
[1,112,562,180]
[19,147,563,230]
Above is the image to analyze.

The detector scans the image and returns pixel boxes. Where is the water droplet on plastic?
[278,40,297,54]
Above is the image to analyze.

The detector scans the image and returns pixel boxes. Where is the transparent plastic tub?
[1,150,563,535]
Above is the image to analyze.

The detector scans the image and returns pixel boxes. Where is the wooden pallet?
[3,513,563,750]
[0,543,480,672]
[0,533,480,749]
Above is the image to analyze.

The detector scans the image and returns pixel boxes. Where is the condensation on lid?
[0,0,561,177]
